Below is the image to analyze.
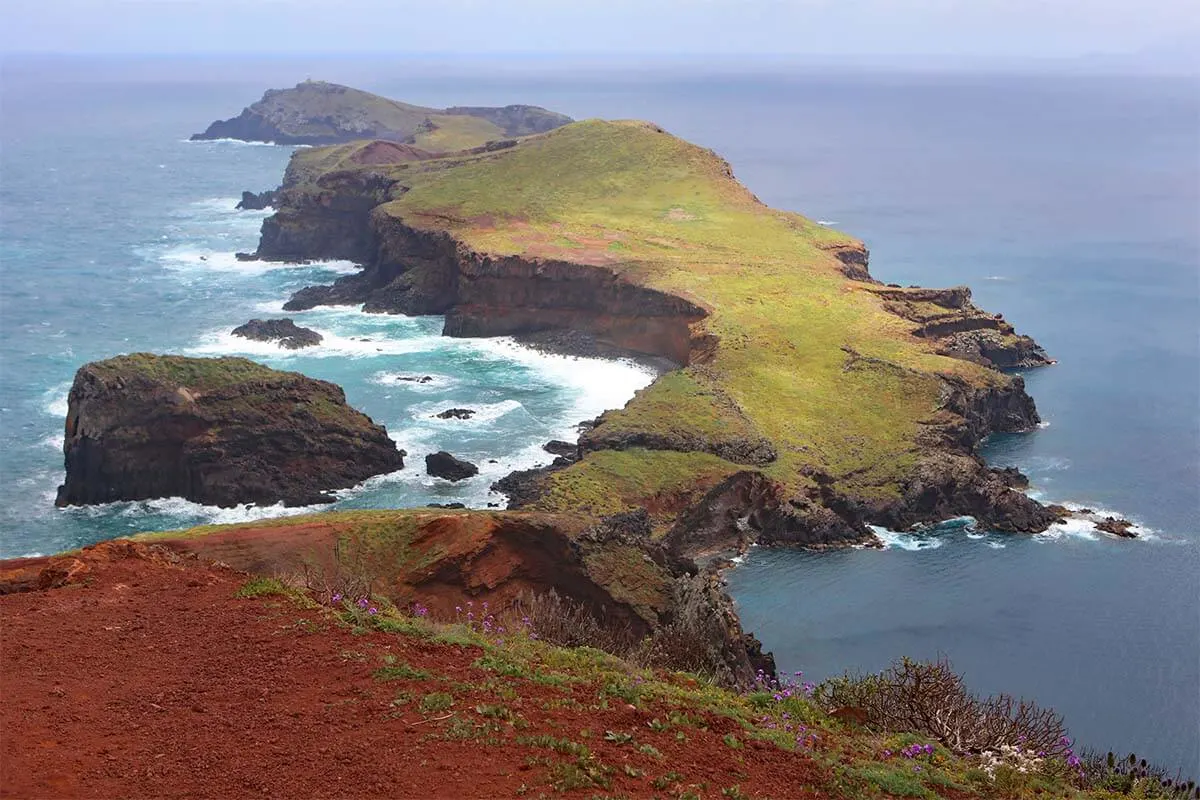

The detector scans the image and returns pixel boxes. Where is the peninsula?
[191,80,573,148]
[252,117,1060,560]
[3,92,1175,800]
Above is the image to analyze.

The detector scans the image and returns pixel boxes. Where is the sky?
[1,0,1198,67]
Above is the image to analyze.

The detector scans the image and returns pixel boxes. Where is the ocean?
[1,56,1196,772]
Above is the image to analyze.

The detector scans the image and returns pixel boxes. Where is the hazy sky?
[2,0,1197,63]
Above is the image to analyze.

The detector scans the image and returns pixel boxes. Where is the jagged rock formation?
[235,190,278,211]
[231,318,322,349]
[252,120,1059,551]
[868,285,1054,369]
[191,81,572,148]
[425,451,478,481]
[55,355,404,507]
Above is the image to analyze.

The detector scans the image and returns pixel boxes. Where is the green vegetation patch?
[89,354,289,391]
[413,114,506,152]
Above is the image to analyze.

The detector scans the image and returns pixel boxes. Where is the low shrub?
[813,657,1068,756]
[1080,751,1198,799]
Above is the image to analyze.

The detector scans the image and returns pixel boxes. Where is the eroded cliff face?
[266,195,709,365]
[125,509,765,687]
[869,285,1053,370]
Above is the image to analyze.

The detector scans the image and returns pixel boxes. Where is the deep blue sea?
[1,56,1197,772]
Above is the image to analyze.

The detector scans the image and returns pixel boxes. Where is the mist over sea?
[1,56,1196,772]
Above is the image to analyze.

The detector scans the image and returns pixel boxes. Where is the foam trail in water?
[61,495,329,526]
[159,247,361,277]
[188,328,447,359]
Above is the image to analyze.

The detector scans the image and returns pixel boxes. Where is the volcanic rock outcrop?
[231,318,323,349]
[867,285,1053,369]
[425,451,479,482]
[235,189,278,210]
[55,354,404,508]
[191,80,572,148]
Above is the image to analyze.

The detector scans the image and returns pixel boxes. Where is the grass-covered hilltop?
[256,117,1064,555]
[191,80,573,147]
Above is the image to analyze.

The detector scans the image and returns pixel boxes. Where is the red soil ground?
[1,543,832,799]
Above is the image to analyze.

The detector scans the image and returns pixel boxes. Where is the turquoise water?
[1,58,1196,772]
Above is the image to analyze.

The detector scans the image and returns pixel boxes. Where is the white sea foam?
[984,275,1010,281]
[465,337,658,438]
[39,434,64,451]
[61,495,329,526]
[986,541,1007,549]
[870,525,945,551]
[816,220,838,226]
[43,385,70,417]
[182,138,279,147]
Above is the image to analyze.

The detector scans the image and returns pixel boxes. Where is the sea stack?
[55,354,404,507]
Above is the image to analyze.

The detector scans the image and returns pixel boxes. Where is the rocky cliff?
[249,121,1060,555]
[55,355,404,508]
[120,508,766,687]
[192,80,572,148]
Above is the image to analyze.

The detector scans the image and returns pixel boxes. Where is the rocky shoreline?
[248,174,1064,544]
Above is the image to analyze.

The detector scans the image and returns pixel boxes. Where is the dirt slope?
[1,543,830,799]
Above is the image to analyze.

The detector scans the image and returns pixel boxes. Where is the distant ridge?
[191,80,573,149]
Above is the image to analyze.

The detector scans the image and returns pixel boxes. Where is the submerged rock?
[1096,517,1138,538]
[231,318,323,350]
[55,354,404,508]
[434,408,475,420]
[425,451,479,482]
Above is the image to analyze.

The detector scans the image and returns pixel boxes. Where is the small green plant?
[603,730,633,745]
[475,704,514,722]
[723,733,743,750]
[372,661,429,682]
[721,786,749,800]
[849,764,933,798]
[652,771,684,790]
[235,576,290,598]
[419,692,454,714]
[637,743,663,760]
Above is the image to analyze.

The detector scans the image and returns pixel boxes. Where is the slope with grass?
[3,540,1187,799]
[256,119,1059,551]
[191,80,572,147]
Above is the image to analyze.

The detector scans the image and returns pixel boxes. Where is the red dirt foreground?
[1,542,831,799]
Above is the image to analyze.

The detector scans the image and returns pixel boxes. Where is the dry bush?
[297,534,378,605]
[512,589,636,655]
[512,588,745,686]
[813,657,1068,756]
